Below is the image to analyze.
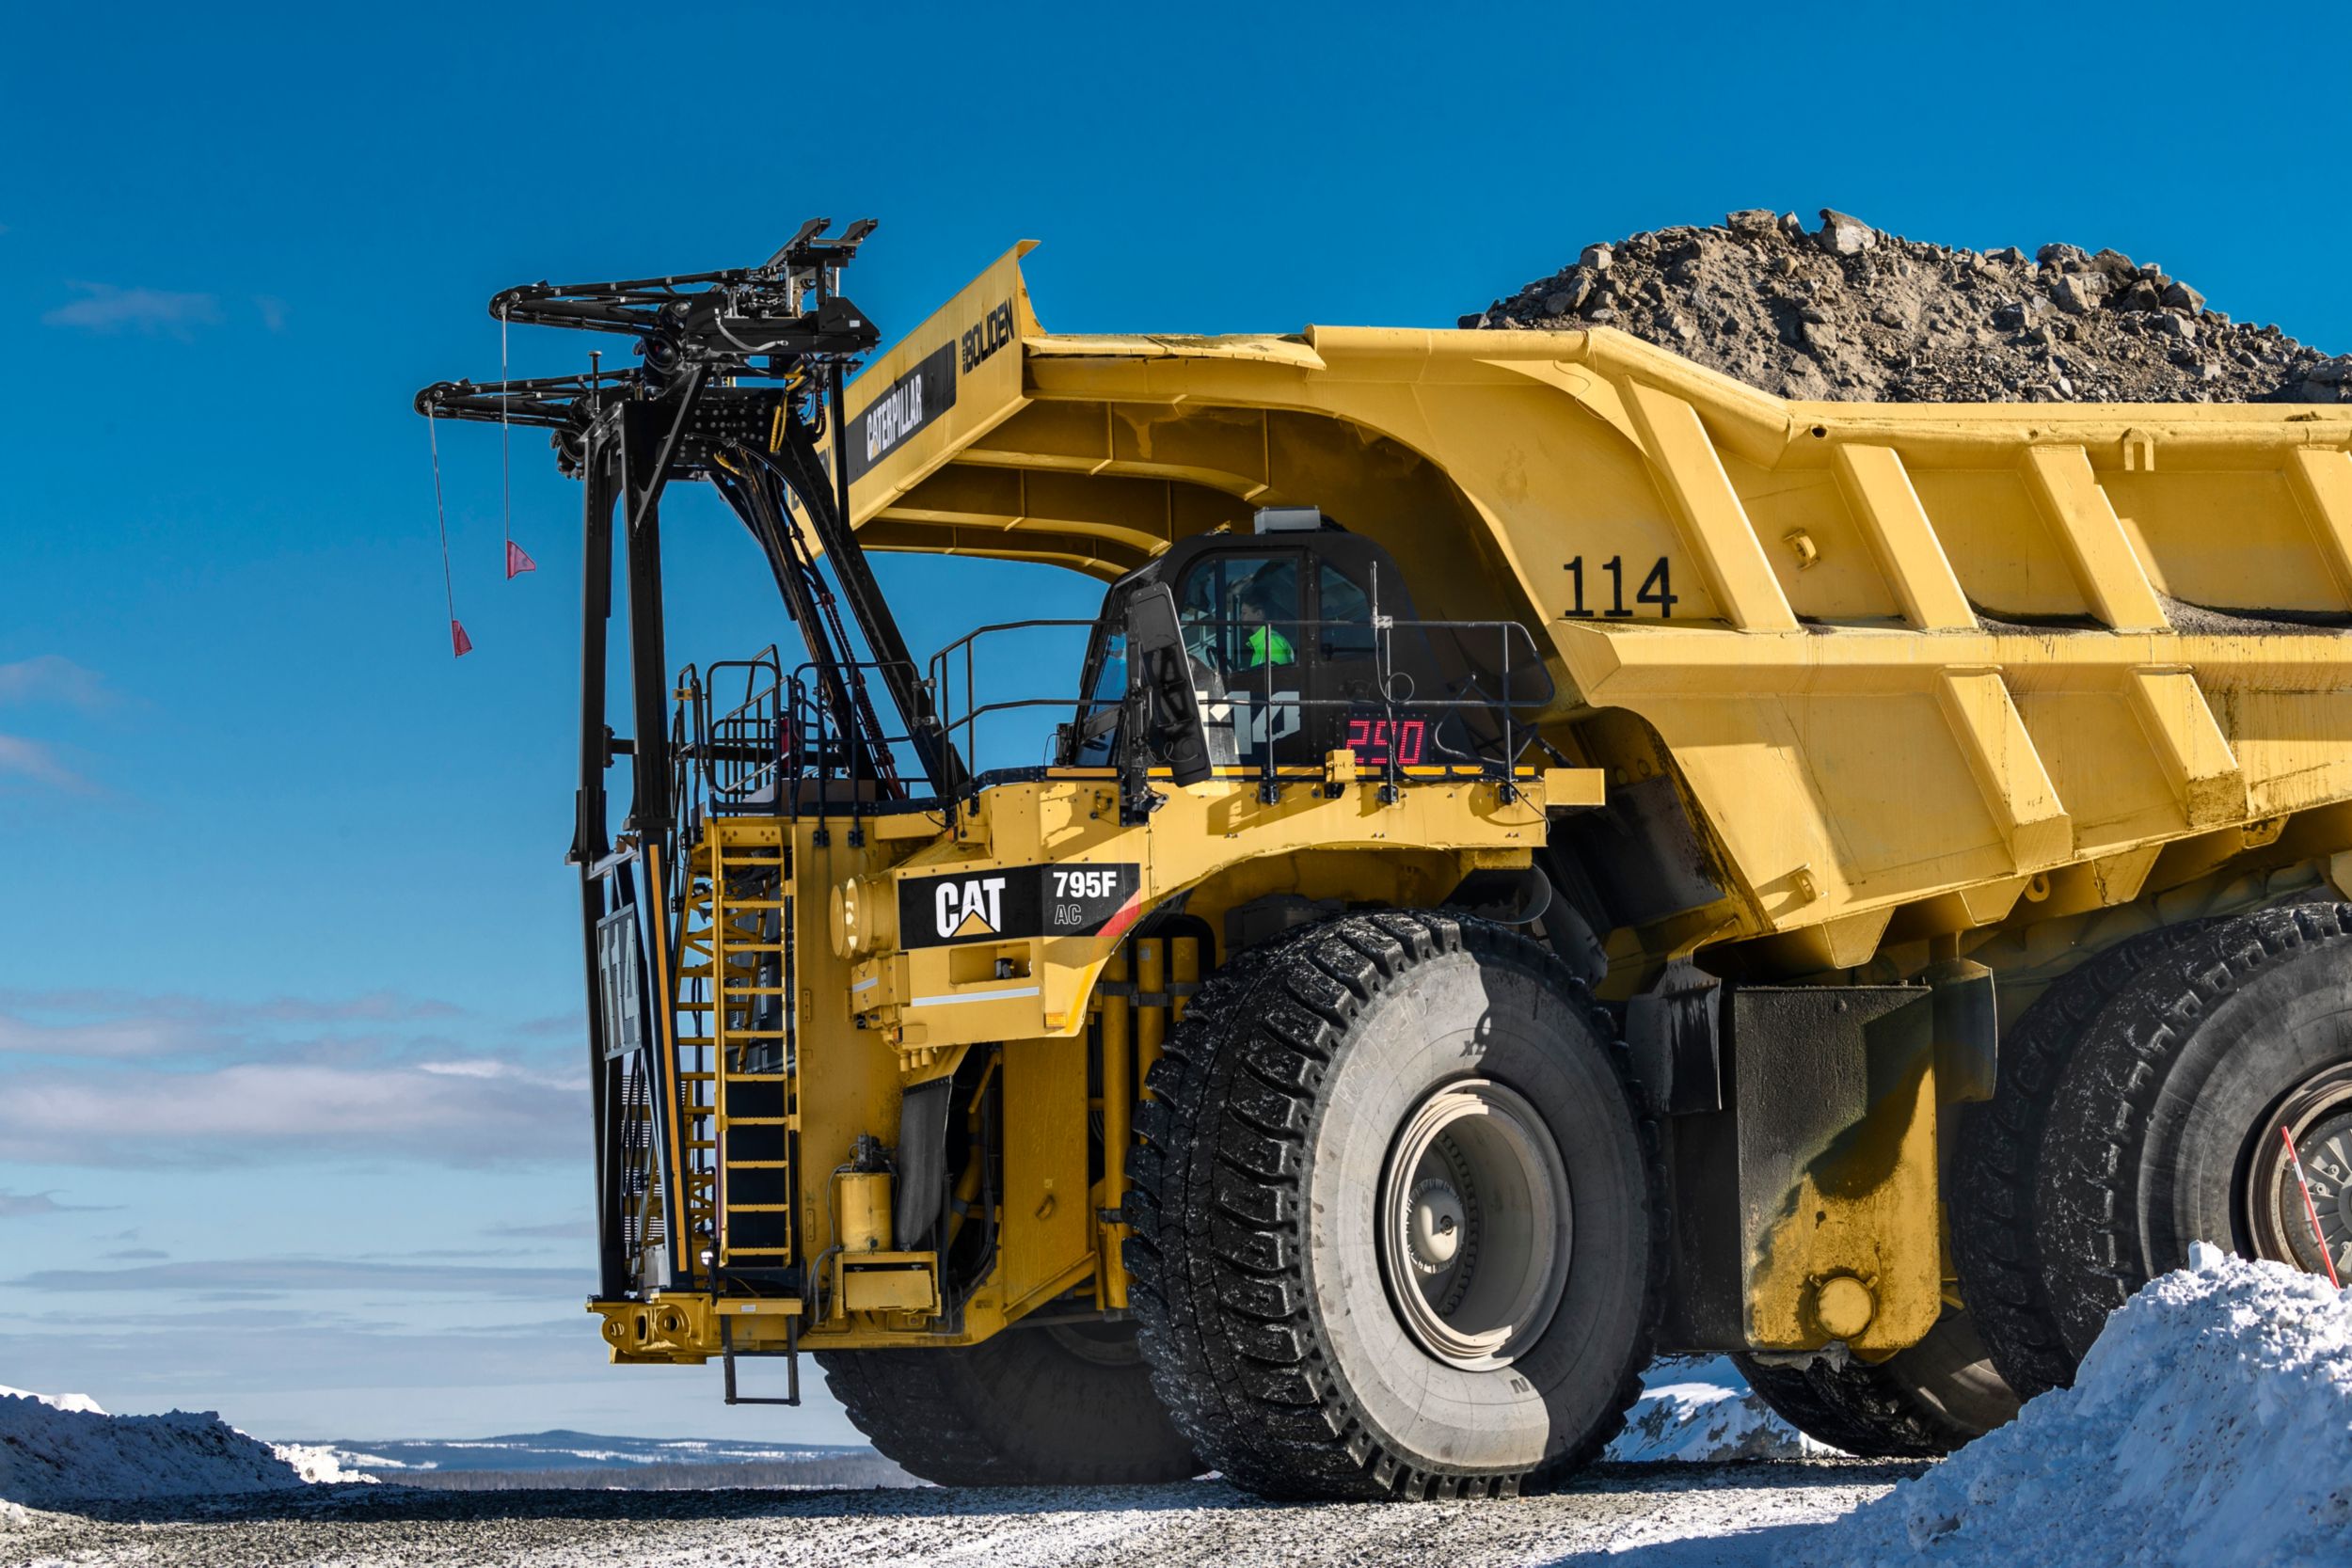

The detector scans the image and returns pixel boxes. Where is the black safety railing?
[927,618,1108,774]
[781,657,931,845]
[934,612,1556,804]
[698,650,790,806]
[665,611,1554,836]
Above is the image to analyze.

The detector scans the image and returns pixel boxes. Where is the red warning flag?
[451,619,474,658]
[505,539,537,579]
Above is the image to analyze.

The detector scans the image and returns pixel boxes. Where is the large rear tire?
[1949,921,2222,1398]
[1734,1309,2019,1458]
[2032,906,2352,1366]
[1124,911,1661,1501]
[814,1319,1200,1487]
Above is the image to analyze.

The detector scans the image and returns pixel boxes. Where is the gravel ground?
[3,1461,1919,1567]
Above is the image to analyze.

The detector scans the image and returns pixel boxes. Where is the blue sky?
[2,3,2346,1445]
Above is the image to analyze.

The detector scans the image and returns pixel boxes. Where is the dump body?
[539,243,2352,1484]
[841,245,2352,982]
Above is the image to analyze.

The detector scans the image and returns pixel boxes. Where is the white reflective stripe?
[850,976,879,993]
[907,984,1042,1008]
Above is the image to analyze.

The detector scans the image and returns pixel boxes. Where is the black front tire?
[1123,911,1661,1501]
[815,1318,1200,1487]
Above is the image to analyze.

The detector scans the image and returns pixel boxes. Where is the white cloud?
[0,655,112,710]
[0,1059,584,1167]
[5,1256,590,1298]
[417,1057,574,1090]
[416,1058,510,1080]
[483,1217,596,1241]
[0,987,470,1063]
[41,282,223,337]
[0,1009,199,1058]
[0,657,112,793]
[0,987,574,1166]
[0,1190,116,1218]
[0,734,91,792]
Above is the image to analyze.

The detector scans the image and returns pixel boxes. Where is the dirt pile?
[1467,209,2351,404]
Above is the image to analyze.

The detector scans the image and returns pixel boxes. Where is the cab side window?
[1317,562,1377,657]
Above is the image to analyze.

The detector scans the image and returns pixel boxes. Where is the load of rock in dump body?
[1467,208,2351,404]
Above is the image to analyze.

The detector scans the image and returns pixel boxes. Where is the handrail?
[784,657,930,845]
[926,617,1105,772]
[666,610,1553,824]
[930,611,1553,799]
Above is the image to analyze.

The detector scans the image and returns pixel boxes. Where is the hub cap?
[1376,1079,1571,1369]
[2243,1064,2352,1281]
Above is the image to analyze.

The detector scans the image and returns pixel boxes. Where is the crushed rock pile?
[1468,209,2351,404]
[1,1387,310,1520]
[1789,1248,2351,1568]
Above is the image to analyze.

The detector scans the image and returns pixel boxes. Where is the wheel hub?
[1406,1177,1466,1273]
[2243,1063,2352,1281]
[1376,1078,1571,1370]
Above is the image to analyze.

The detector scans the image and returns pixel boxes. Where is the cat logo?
[898,863,1142,949]
[934,876,1009,941]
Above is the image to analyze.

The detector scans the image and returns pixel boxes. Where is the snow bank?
[0,1385,104,1416]
[270,1443,378,1484]
[1609,1356,1834,1463]
[1793,1248,2352,1567]
[1,1387,308,1516]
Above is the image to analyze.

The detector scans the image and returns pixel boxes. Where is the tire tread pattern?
[1122,911,1662,1501]
[1949,920,2223,1398]
[814,1329,1198,1487]
[2034,903,2352,1363]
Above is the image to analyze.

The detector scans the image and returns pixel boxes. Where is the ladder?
[673,817,798,1278]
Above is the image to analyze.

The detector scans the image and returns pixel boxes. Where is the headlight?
[830,877,895,958]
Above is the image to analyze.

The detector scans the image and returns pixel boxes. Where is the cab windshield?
[1177,553,1301,676]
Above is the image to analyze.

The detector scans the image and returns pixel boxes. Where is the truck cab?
[1065,510,1534,779]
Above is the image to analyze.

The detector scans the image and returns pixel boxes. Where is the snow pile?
[1608,1356,1835,1463]
[1794,1247,2352,1567]
[0,1385,103,1416]
[1,1387,308,1517]
[269,1443,378,1484]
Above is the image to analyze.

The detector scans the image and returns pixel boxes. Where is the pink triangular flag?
[505,539,537,578]
[451,619,473,657]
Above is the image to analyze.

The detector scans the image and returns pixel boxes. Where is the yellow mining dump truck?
[418,227,2352,1499]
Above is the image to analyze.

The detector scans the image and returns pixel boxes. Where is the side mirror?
[1122,585,1212,787]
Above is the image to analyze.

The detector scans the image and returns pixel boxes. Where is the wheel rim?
[1376,1078,1571,1369]
[2242,1063,2352,1280]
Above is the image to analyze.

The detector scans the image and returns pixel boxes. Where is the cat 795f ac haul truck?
[416,226,2352,1499]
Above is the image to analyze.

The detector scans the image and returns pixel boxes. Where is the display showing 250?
[1343,717,1428,766]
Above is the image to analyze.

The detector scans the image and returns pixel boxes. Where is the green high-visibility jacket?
[1247,625,1295,668]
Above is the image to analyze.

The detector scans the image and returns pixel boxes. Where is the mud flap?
[1661,977,1991,1356]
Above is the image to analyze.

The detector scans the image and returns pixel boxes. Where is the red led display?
[1343,716,1427,767]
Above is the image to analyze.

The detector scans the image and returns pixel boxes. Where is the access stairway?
[672,819,800,1276]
